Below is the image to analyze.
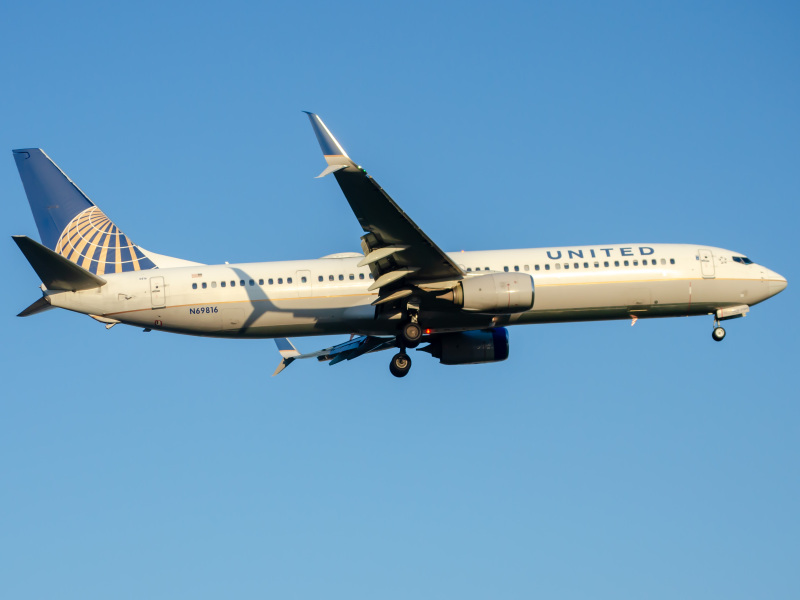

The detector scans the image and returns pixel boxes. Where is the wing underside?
[304,113,464,304]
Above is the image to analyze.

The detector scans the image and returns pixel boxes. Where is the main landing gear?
[402,322,423,347]
[390,324,419,378]
[390,298,422,377]
[390,351,412,378]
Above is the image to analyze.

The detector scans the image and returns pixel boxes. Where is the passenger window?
[584,262,589,268]
[369,273,373,279]
[287,277,293,284]
[269,278,274,285]
[211,282,217,288]
[277,278,283,284]
[259,279,264,285]
[524,265,529,271]
[624,260,629,266]
[514,266,519,272]
[652,259,657,265]
[633,260,638,266]
[535,265,540,271]
[555,263,561,270]
[240,280,245,286]
[249,279,254,286]
[221,281,226,288]
[301,276,307,283]
[192,283,197,290]
[485,267,489,271]
[329,275,334,281]
[604,261,609,267]
[467,268,472,272]
[202,282,207,289]
[574,263,579,269]
[545,264,551,271]
[614,261,620,267]
[349,274,354,280]
[594,262,599,268]
[563,263,569,269]
[661,258,666,265]
[338,274,344,281]
[359,273,364,279]
[231,280,236,287]
[318,276,323,282]
[670,258,675,264]
[504,266,509,272]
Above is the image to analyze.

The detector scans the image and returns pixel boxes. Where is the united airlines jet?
[12,113,787,377]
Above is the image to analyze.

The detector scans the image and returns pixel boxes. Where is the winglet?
[273,338,300,376]
[303,112,357,175]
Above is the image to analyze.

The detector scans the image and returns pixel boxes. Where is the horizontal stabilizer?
[13,235,107,291]
[273,338,300,376]
[272,335,398,376]
[17,295,54,317]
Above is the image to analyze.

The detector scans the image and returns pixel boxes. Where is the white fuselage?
[45,243,787,338]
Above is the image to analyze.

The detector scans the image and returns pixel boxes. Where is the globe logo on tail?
[54,206,155,275]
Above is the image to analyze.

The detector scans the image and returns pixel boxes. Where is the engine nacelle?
[453,272,534,314]
[424,328,510,365]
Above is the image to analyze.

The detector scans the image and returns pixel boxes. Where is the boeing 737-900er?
[12,113,788,377]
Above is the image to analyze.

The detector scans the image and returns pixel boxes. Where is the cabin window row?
[193,278,272,289]
[317,273,373,282]
[191,272,374,290]
[493,258,676,272]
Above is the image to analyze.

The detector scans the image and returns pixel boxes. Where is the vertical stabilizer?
[12,149,156,275]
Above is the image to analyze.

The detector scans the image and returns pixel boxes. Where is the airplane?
[11,113,788,377]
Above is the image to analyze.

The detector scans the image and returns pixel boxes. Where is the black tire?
[389,352,412,378]
[402,322,423,345]
[712,326,726,342]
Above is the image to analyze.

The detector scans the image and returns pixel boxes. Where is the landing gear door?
[150,276,166,308]
[699,249,715,279]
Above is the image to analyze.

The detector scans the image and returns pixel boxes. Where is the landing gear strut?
[401,297,423,348]
[711,315,727,342]
[390,352,412,378]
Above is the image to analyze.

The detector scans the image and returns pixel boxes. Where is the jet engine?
[452,273,534,314]
[422,328,510,365]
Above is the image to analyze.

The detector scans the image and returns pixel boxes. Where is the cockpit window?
[732,256,754,265]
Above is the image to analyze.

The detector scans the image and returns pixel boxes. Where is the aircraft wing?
[304,113,464,298]
[273,336,397,375]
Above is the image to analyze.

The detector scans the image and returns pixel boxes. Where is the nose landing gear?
[712,325,726,342]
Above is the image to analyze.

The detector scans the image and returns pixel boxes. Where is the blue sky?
[1,1,798,598]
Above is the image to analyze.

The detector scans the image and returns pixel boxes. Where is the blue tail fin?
[13,149,156,275]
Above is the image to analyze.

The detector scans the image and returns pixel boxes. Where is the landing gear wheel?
[402,322,423,347]
[712,326,726,342]
[389,352,412,378]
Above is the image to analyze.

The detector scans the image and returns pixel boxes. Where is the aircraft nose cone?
[768,273,787,296]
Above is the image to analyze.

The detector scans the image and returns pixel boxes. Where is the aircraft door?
[296,270,312,297]
[150,276,166,308]
[699,249,715,279]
